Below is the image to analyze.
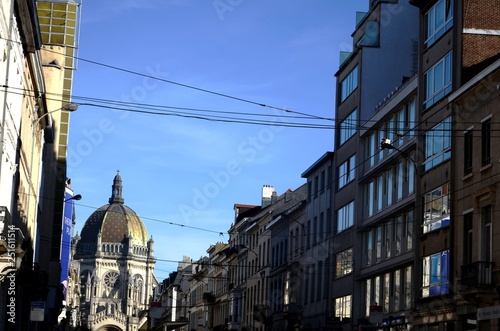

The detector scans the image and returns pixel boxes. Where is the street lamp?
[379,138,417,167]
[380,138,418,197]
[64,194,82,203]
[380,138,395,150]
[36,102,79,125]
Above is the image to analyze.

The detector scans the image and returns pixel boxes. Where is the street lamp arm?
[35,102,79,125]
[380,138,418,172]
[64,194,82,203]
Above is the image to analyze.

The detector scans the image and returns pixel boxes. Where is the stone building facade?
[75,173,157,331]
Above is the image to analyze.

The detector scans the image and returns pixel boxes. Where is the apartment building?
[357,76,418,330]
[451,60,500,330]
[332,1,419,329]
[0,1,80,329]
[300,152,334,329]
[224,185,307,331]
[409,0,500,329]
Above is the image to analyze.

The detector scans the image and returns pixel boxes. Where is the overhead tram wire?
[0,36,335,122]
[3,84,499,133]
[30,161,500,247]
[0,86,334,129]
[71,56,337,122]
[4,84,498,132]
[73,204,224,236]
[2,36,499,131]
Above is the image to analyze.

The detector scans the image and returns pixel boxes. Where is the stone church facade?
[74,173,157,330]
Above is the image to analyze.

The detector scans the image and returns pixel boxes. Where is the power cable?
[0,36,335,122]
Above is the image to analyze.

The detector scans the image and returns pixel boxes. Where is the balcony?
[460,261,494,289]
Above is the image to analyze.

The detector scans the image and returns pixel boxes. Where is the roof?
[78,172,149,249]
[301,151,334,178]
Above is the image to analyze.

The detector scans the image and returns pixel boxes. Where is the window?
[314,175,319,199]
[393,269,401,311]
[397,161,404,201]
[377,174,384,212]
[408,98,417,137]
[376,226,382,263]
[336,248,353,277]
[327,165,332,189]
[369,97,417,166]
[340,65,358,102]
[423,183,450,233]
[365,210,414,267]
[339,109,358,146]
[425,0,453,47]
[335,295,351,320]
[464,129,473,175]
[366,230,373,266]
[407,154,415,195]
[387,167,393,206]
[385,220,392,259]
[482,118,491,166]
[422,250,449,297]
[338,155,356,189]
[406,210,413,251]
[320,170,326,194]
[365,279,371,317]
[374,276,380,308]
[481,205,492,262]
[364,266,412,315]
[384,273,390,312]
[424,52,452,109]
[368,131,378,167]
[337,201,355,233]
[424,117,451,170]
[395,215,403,256]
[405,266,412,309]
[313,216,318,246]
[307,220,311,249]
[319,212,324,242]
[367,180,375,217]
[464,212,473,265]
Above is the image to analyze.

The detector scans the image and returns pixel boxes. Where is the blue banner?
[60,189,74,298]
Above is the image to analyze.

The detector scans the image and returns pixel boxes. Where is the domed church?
[75,172,157,331]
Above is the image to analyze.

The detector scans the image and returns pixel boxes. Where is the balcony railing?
[460,261,494,288]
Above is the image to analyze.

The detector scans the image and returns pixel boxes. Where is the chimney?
[262,185,276,207]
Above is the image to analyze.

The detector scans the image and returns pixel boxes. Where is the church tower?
[75,172,156,330]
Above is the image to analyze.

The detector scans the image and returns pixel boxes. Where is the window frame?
[422,183,450,233]
[425,0,454,47]
[337,154,356,190]
[337,201,355,233]
[481,117,491,167]
[424,52,453,109]
[424,116,451,171]
[464,127,473,175]
[339,109,358,146]
[422,250,450,298]
[336,248,353,278]
[340,65,359,102]
[334,295,352,320]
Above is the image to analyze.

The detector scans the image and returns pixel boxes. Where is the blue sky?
[67,0,366,279]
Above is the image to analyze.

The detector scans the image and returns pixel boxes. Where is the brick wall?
[463,0,500,30]
[462,34,500,68]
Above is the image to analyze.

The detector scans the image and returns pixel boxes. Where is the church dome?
[77,172,149,255]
